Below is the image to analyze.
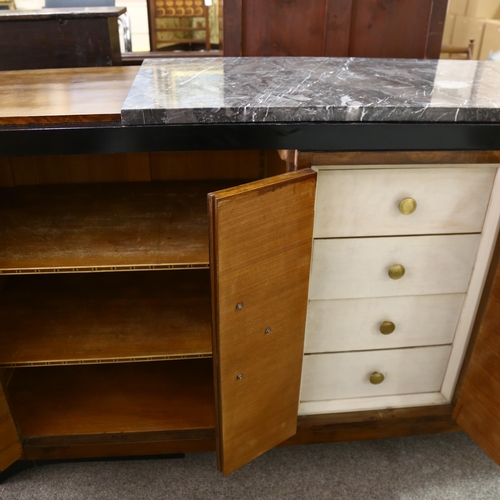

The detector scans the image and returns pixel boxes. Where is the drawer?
[305,293,464,353]
[309,234,480,300]
[300,345,452,401]
[314,167,496,238]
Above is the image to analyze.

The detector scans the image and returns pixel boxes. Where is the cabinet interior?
[0,149,287,447]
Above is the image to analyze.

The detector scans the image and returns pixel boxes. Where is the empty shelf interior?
[0,270,212,367]
[0,181,235,273]
[8,359,215,438]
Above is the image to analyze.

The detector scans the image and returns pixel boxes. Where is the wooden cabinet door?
[0,378,22,473]
[454,250,500,465]
[208,170,316,475]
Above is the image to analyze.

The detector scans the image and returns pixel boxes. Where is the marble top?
[121,57,500,125]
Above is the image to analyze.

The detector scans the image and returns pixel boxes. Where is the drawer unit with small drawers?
[300,165,500,415]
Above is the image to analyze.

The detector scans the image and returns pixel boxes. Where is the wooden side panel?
[0,378,22,472]
[426,0,449,58]
[209,170,316,475]
[232,0,445,58]
[349,0,434,58]
[454,257,500,466]
[324,0,353,56]
[241,0,327,56]
[223,0,243,56]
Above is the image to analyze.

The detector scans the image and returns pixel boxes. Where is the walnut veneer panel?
[0,182,235,273]
[9,360,215,437]
[209,169,316,475]
[454,257,500,466]
[0,67,138,125]
[0,381,22,472]
[0,271,211,366]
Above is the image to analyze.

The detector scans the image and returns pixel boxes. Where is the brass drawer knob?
[370,372,385,385]
[399,197,417,215]
[379,321,396,335]
[388,264,405,280]
[388,264,406,280]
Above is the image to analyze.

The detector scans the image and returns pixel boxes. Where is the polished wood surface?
[0,378,22,472]
[0,181,235,273]
[9,359,215,437]
[0,67,138,125]
[0,271,211,367]
[209,170,316,475]
[454,242,500,466]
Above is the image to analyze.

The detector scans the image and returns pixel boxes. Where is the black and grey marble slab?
[121,57,500,125]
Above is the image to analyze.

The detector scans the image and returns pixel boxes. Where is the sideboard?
[1,58,500,479]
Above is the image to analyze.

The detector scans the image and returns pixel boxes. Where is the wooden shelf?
[0,270,212,367]
[0,181,233,274]
[8,360,215,438]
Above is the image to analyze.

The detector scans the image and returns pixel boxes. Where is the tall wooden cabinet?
[223,0,448,58]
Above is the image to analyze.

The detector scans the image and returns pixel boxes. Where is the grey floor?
[1,432,499,500]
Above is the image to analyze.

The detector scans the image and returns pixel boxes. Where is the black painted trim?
[1,122,500,156]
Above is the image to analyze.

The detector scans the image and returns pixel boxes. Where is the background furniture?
[0,0,16,9]
[0,7,125,70]
[441,38,475,59]
[44,0,131,52]
[147,0,212,52]
[223,0,448,58]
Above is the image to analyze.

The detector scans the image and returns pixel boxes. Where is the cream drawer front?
[314,167,496,238]
[309,234,480,300]
[305,294,464,353]
[300,345,452,401]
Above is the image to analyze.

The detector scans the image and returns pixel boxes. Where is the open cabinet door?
[209,169,316,475]
[454,252,500,465]
[0,376,22,473]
